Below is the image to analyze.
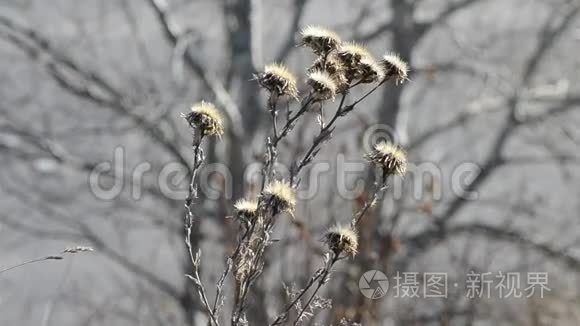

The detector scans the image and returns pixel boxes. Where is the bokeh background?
[1,0,580,325]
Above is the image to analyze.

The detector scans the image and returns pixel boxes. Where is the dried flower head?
[183,101,224,137]
[308,55,342,75]
[381,53,409,84]
[234,198,259,220]
[337,42,371,63]
[358,56,385,84]
[263,180,296,215]
[324,225,358,256]
[308,55,348,92]
[256,63,298,98]
[300,26,341,55]
[336,42,380,83]
[307,70,337,101]
[63,246,94,254]
[366,142,407,176]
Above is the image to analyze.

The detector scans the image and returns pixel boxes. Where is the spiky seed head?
[308,55,344,75]
[183,101,224,137]
[234,198,259,220]
[337,42,371,62]
[358,56,385,84]
[336,42,379,83]
[256,63,298,98]
[324,225,358,257]
[308,56,349,93]
[307,70,337,101]
[381,53,409,84]
[300,26,342,55]
[263,180,296,215]
[366,142,407,176]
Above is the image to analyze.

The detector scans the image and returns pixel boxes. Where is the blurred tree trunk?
[223,1,269,324]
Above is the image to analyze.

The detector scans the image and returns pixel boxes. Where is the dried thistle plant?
[256,63,299,98]
[366,142,408,177]
[179,25,409,326]
[336,42,382,84]
[262,180,297,216]
[233,198,259,221]
[183,101,225,137]
[181,100,224,326]
[307,70,338,101]
[300,25,342,56]
[358,55,385,84]
[309,55,349,93]
[381,52,410,84]
[323,225,359,257]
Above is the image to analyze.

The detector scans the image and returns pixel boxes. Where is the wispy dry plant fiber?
[0,246,94,275]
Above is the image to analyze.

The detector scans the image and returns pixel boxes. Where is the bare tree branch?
[399,3,580,274]
[446,223,580,270]
[431,2,580,228]
[274,0,308,62]
[0,14,189,168]
[415,0,481,35]
[144,0,245,139]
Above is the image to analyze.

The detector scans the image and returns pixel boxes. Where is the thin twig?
[290,82,384,185]
[269,260,327,325]
[0,256,63,275]
[229,93,318,325]
[292,254,340,325]
[183,133,219,326]
[352,171,389,227]
[0,246,94,276]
